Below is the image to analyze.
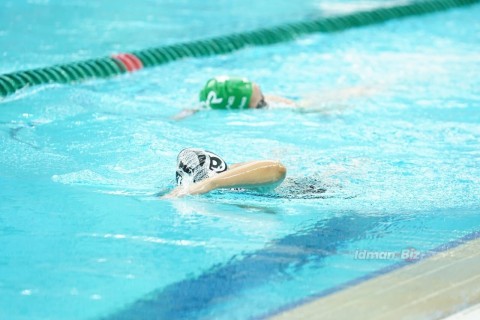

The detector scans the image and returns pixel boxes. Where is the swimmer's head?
[250,83,267,109]
[175,148,228,186]
[199,76,267,110]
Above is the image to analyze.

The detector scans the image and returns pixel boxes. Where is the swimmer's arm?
[163,160,286,198]
[228,160,277,169]
[295,85,383,112]
[264,95,296,106]
[209,160,286,189]
[171,109,200,121]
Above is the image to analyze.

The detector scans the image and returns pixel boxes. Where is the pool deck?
[270,235,480,320]
[444,303,480,319]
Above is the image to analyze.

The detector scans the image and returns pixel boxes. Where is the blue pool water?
[1,1,480,319]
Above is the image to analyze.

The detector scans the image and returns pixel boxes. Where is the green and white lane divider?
[0,0,478,98]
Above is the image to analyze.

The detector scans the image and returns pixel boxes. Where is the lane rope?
[0,0,478,98]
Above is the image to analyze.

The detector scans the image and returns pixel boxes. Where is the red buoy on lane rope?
[112,53,144,72]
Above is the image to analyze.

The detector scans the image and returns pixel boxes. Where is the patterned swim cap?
[176,148,228,186]
[199,76,253,109]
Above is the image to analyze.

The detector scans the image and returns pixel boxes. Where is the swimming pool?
[1,1,479,319]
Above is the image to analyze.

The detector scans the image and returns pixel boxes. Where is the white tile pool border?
[443,302,480,320]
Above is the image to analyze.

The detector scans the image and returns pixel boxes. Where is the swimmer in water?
[162,148,287,198]
[172,75,380,120]
[198,76,295,110]
[172,76,295,120]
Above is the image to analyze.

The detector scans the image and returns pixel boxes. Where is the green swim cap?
[199,76,253,110]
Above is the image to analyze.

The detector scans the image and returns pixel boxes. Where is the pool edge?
[267,231,480,320]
